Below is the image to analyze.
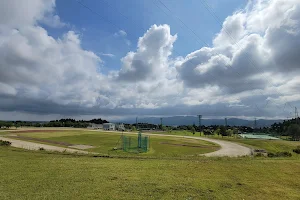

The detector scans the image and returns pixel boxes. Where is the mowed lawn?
[0,147,300,200]
[5,130,220,157]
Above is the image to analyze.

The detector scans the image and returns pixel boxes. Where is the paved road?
[0,132,252,157]
[142,133,252,157]
[0,136,89,154]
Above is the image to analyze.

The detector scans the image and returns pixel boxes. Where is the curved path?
[142,133,252,157]
[0,132,252,157]
[0,136,90,154]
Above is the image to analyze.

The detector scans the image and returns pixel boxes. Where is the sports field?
[1,128,300,199]
[4,129,220,157]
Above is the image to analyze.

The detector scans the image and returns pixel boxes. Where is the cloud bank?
[0,0,300,120]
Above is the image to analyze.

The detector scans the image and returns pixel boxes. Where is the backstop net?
[122,132,149,153]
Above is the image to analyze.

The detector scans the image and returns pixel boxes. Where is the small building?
[88,123,103,129]
[115,123,125,131]
[103,123,115,131]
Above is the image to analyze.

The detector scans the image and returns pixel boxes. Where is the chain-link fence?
[122,132,149,153]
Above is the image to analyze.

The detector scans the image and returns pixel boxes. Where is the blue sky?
[1,0,299,121]
[52,0,247,74]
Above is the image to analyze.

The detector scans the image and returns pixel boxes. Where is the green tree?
[191,127,196,135]
[286,124,300,141]
[215,128,221,136]
[15,123,20,129]
[162,126,168,131]
[131,126,136,132]
[226,129,233,137]
[5,122,13,129]
[233,128,238,135]
[219,125,227,137]
[203,129,212,136]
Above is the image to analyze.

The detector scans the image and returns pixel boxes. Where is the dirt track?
[0,129,252,157]
[142,133,252,157]
[0,136,89,154]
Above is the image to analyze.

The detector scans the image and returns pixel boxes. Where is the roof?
[103,123,115,125]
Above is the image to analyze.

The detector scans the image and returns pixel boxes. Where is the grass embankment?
[5,130,219,157]
[0,146,300,200]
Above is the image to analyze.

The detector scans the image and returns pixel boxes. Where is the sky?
[0,0,300,121]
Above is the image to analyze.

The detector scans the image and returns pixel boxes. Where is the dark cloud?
[0,0,300,120]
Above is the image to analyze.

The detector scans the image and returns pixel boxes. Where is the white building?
[103,123,115,131]
[88,123,103,129]
[115,123,125,131]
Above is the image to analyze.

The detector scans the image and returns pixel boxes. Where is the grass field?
[4,129,220,157]
[152,130,300,157]
[1,146,300,200]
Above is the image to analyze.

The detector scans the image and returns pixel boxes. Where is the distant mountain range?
[116,116,283,127]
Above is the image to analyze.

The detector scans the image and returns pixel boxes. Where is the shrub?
[293,146,300,154]
[276,151,292,157]
[267,152,275,157]
[0,140,11,146]
[267,151,292,157]
[255,153,264,157]
[39,147,45,151]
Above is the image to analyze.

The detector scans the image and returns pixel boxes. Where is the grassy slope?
[5,130,219,157]
[1,147,300,200]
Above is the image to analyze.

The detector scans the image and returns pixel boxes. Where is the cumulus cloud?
[176,0,300,106]
[1,0,300,120]
[117,24,177,82]
[0,0,112,111]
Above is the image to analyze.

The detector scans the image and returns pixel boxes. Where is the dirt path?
[142,133,252,157]
[0,130,252,157]
[0,136,90,154]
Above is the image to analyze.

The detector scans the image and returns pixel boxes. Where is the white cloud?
[41,14,66,28]
[117,24,177,82]
[99,53,115,58]
[114,30,131,46]
[114,30,127,37]
[176,0,300,106]
[0,0,55,28]
[1,0,300,119]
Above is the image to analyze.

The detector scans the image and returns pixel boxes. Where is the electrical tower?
[225,118,228,127]
[254,118,257,130]
[197,115,202,133]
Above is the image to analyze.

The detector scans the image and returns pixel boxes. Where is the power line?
[153,0,273,115]
[156,0,295,118]
[200,0,296,114]
[76,0,289,119]
[76,0,244,105]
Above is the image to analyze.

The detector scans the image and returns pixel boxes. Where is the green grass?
[202,135,300,157]
[0,146,300,200]
[152,131,300,156]
[5,130,219,157]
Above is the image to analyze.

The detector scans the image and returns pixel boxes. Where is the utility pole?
[198,115,202,135]
[254,118,257,130]
[136,117,138,130]
[225,118,228,127]
[295,107,298,124]
[160,118,163,130]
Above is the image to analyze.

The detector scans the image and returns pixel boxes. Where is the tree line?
[0,118,109,129]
